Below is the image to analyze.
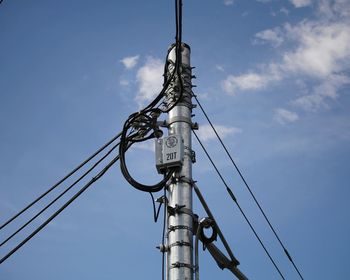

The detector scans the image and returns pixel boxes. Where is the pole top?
[167,43,191,66]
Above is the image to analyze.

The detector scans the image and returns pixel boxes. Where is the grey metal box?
[155,135,184,174]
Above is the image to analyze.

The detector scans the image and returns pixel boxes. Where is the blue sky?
[0,0,349,279]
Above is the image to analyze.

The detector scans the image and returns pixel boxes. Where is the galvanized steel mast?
[165,43,194,280]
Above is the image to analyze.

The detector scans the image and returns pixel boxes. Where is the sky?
[0,0,349,279]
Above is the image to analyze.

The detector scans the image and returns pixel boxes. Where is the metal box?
[155,135,184,174]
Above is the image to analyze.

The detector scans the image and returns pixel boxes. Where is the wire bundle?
[118,0,183,193]
[0,0,184,266]
[0,132,122,264]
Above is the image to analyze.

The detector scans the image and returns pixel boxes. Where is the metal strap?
[170,262,197,271]
[167,204,195,219]
[168,116,192,126]
[168,240,192,249]
[168,225,193,233]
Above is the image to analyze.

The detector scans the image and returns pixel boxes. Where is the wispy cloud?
[222,0,350,113]
[135,57,163,108]
[223,0,234,6]
[119,79,130,87]
[274,108,299,124]
[292,74,350,111]
[222,63,282,95]
[254,27,284,47]
[290,0,312,8]
[120,55,140,70]
[196,124,242,142]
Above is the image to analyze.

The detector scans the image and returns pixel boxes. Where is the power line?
[192,129,286,280]
[0,141,121,248]
[193,95,304,279]
[0,154,120,265]
[0,132,122,231]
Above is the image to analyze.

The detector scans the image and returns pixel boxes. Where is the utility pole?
[165,43,194,280]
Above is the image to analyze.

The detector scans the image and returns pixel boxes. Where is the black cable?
[0,141,121,248]
[0,132,122,231]
[118,0,184,193]
[161,187,167,280]
[119,110,175,193]
[193,95,304,280]
[192,130,286,280]
[149,192,163,223]
[0,154,120,265]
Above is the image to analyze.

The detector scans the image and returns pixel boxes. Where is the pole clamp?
[173,176,196,186]
[167,204,195,218]
[168,116,192,126]
[169,240,192,249]
[170,262,197,271]
[168,225,193,234]
[184,146,196,163]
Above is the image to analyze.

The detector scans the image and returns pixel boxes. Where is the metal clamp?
[168,225,193,233]
[170,262,196,271]
[169,240,192,249]
[168,116,192,126]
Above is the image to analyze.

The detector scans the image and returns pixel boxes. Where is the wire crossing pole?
[165,43,194,280]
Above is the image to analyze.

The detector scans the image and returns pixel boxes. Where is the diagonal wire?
[0,153,120,265]
[0,141,121,247]
[0,132,122,231]
[193,94,304,279]
[193,129,286,280]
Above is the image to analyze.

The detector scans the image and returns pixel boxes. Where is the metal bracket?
[156,119,198,130]
[156,244,169,253]
[168,225,193,233]
[167,204,196,220]
[168,116,192,126]
[156,195,167,204]
[169,240,192,249]
[170,262,197,271]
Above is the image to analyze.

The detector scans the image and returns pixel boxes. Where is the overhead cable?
[192,130,286,280]
[0,141,121,248]
[0,154,120,265]
[0,132,122,231]
[119,0,184,193]
[193,95,304,280]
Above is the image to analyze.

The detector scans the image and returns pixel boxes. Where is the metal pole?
[166,43,194,280]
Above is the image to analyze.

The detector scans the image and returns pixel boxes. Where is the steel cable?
[0,154,120,265]
[193,130,286,280]
[0,132,122,231]
[0,141,121,248]
[193,95,304,279]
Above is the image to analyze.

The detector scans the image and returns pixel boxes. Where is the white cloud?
[290,0,312,8]
[222,63,282,95]
[132,141,155,152]
[318,0,350,18]
[292,74,350,111]
[197,124,242,142]
[274,108,299,124]
[136,57,164,108]
[282,21,350,78]
[222,0,350,112]
[254,27,284,47]
[216,65,225,72]
[120,55,140,70]
[280,7,290,15]
[223,0,234,6]
[119,79,130,87]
